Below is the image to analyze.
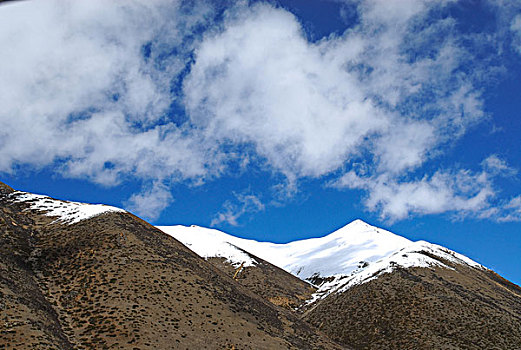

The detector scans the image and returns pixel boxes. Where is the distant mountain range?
[2,181,520,349]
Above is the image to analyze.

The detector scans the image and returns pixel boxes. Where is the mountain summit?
[159,219,483,302]
[159,220,521,349]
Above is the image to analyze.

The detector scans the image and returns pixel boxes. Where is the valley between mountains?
[1,181,520,349]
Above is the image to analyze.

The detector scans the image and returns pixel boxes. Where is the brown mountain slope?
[303,254,521,350]
[206,250,316,310]
[0,183,344,349]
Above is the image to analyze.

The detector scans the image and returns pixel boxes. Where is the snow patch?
[11,192,125,225]
[158,225,258,268]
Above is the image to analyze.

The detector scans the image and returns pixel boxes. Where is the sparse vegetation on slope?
[0,182,343,350]
[303,264,521,350]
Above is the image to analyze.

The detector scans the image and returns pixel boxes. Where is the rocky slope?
[3,180,520,350]
[0,182,343,349]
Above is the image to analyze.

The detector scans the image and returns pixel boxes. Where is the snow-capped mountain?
[4,181,520,350]
[158,220,485,303]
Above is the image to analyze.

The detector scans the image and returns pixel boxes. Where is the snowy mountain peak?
[327,219,411,243]
[346,218,370,226]
[331,218,373,235]
[158,220,485,304]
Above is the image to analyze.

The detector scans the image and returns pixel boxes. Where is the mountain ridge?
[160,221,521,349]
[3,181,521,349]
[158,220,485,304]
[0,182,344,349]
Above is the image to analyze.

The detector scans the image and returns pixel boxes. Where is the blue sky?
[1,0,520,285]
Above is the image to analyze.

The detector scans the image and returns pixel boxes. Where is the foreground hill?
[160,221,521,349]
[302,251,521,349]
[0,182,342,349]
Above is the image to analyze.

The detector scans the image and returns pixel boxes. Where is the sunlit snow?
[159,225,258,268]
[11,192,126,225]
[158,219,485,303]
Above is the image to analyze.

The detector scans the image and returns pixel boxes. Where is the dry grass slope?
[0,182,344,350]
[4,180,520,350]
[304,262,521,350]
[206,252,316,311]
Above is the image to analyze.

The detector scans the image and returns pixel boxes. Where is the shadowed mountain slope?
[205,253,316,311]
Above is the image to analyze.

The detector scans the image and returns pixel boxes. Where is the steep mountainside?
[0,182,343,350]
[205,254,316,311]
[160,221,521,349]
[4,181,520,350]
[158,225,317,310]
[303,259,521,349]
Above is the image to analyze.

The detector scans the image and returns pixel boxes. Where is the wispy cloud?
[510,14,521,54]
[331,168,494,221]
[331,154,521,222]
[211,192,265,227]
[494,196,521,222]
[125,182,173,220]
[481,155,517,177]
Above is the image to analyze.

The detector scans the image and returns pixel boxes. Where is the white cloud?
[125,182,173,220]
[332,154,521,222]
[185,1,485,180]
[495,196,521,222]
[185,4,391,178]
[0,0,518,222]
[183,1,504,221]
[0,0,216,201]
[211,192,265,227]
[332,167,496,221]
[481,155,517,176]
